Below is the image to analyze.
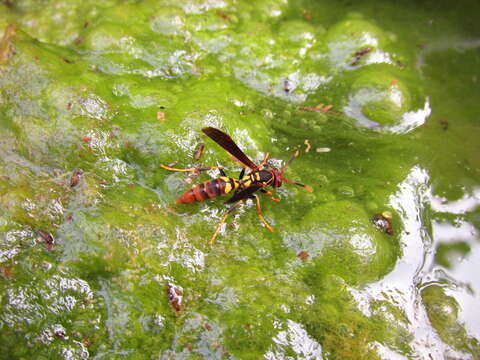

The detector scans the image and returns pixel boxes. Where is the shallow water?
[0,0,479,359]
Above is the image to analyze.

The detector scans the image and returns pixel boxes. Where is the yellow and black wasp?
[161,127,312,244]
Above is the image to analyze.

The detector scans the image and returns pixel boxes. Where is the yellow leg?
[208,201,243,246]
[264,190,281,203]
[209,212,230,246]
[209,195,275,245]
[160,164,223,173]
[254,195,274,233]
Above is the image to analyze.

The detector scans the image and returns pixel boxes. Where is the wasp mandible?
[161,127,312,245]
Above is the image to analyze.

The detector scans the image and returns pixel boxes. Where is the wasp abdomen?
[176,177,238,204]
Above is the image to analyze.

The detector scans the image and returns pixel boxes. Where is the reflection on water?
[265,319,323,360]
[1,0,480,358]
[431,188,480,214]
[344,95,431,133]
[350,166,480,358]
[416,37,480,72]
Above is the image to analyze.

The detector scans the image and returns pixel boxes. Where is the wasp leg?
[219,168,227,177]
[160,164,223,173]
[260,189,281,203]
[209,200,243,246]
[254,194,274,232]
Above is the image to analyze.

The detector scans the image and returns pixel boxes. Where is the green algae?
[422,285,480,355]
[435,242,471,269]
[1,0,480,359]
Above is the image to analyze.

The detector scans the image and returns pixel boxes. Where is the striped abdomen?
[176,176,239,204]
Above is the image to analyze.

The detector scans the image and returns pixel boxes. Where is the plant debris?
[372,211,393,235]
[167,284,183,313]
[304,139,311,153]
[70,169,83,187]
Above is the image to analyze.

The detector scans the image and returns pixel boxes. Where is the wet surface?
[1,0,480,359]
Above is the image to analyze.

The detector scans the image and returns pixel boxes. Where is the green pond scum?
[0,0,479,359]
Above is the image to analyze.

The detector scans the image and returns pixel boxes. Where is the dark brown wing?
[224,183,264,204]
[202,127,257,170]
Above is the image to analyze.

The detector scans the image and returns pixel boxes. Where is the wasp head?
[271,168,283,188]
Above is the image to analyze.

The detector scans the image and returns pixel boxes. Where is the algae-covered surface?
[1,0,480,359]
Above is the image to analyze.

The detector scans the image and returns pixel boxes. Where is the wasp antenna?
[281,150,300,173]
[302,184,314,192]
[257,152,270,170]
[283,177,313,192]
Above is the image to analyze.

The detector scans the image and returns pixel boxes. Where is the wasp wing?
[224,183,264,204]
[202,127,257,170]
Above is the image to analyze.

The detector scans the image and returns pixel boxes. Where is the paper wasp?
[161,127,312,245]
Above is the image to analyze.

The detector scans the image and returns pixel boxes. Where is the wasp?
[161,127,312,244]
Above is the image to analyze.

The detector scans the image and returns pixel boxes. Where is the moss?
[291,200,399,285]
[1,0,480,358]
[369,300,413,355]
[301,276,381,360]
